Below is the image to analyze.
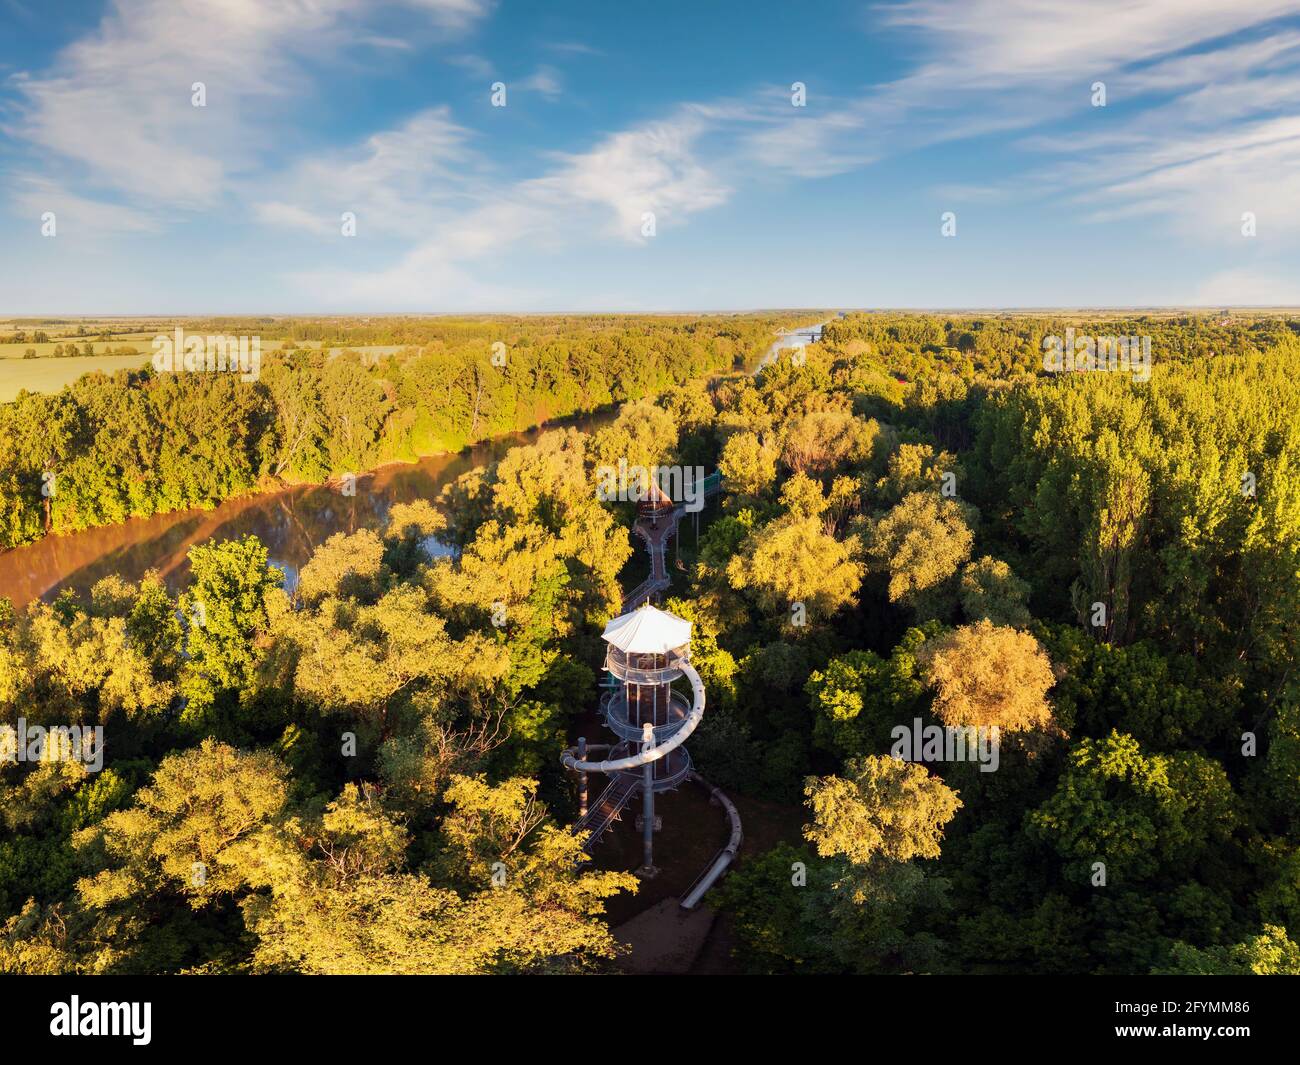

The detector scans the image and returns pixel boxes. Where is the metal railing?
[562,659,706,775]
[621,574,671,612]
[680,772,744,909]
[604,645,689,685]
[572,775,639,851]
[603,687,692,743]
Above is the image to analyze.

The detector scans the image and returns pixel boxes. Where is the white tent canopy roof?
[602,603,692,654]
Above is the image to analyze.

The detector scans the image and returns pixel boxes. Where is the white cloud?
[517,66,564,99]
[9,174,160,236]
[542,41,604,57]
[253,107,483,237]
[533,111,728,238]
[8,0,492,213]
[252,201,338,237]
[881,0,1300,88]
[444,64,565,97]
[408,0,494,31]
[1019,82,1300,242]
[287,109,729,304]
[744,0,1300,180]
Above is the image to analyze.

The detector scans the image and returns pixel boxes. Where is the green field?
[0,353,153,402]
[0,341,413,402]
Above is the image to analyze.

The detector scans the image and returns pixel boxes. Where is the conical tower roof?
[642,477,673,505]
[601,602,692,654]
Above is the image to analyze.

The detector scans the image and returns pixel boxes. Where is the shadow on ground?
[591,783,805,973]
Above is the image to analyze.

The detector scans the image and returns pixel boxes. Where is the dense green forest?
[0,314,799,550]
[3,311,1300,974]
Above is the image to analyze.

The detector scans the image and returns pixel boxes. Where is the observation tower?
[561,602,705,878]
[637,476,676,526]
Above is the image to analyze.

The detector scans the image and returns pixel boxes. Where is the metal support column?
[577,736,588,818]
[640,722,656,876]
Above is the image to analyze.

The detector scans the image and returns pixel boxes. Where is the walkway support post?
[640,722,656,877]
[577,737,588,818]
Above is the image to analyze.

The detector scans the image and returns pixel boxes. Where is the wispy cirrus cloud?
[985,20,1300,243]
[1068,115,1300,240]
[743,0,1300,178]
[253,106,485,237]
[9,173,159,236]
[518,65,564,99]
[881,0,1300,86]
[542,40,604,57]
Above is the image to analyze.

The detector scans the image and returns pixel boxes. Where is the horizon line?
[3,305,1297,320]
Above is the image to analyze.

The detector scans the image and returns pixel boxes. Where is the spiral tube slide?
[560,659,705,773]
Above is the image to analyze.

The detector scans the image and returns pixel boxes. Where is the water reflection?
[758,322,828,370]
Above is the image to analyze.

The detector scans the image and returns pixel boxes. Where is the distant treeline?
[0,315,804,550]
[821,311,1300,382]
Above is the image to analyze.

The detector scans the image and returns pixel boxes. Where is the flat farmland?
[0,352,151,402]
[0,343,414,401]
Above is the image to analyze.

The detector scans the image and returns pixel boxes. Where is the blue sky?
[1,0,1299,313]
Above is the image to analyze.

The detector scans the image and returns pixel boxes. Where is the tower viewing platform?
[562,603,705,878]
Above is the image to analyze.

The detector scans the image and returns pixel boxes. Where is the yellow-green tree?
[920,620,1055,733]
[804,755,963,866]
[75,739,290,910]
[719,430,777,498]
[862,491,975,609]
[727,513,864,622]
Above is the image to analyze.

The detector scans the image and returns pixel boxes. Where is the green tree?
[178,536,283,728]
[863,491,975,611]
[1027,731,1239,884]
[1155,925,1300,975]
[959,556,1032,628]
[807,628,936,760]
